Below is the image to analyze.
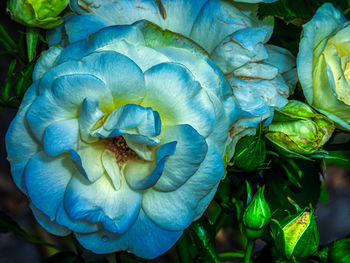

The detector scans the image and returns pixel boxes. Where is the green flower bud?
[266,100,335,155]
[243,186,271,239]
[7,0,69,29]
[328,238,350,263]
[233,135,266,172]
[272,209,319,259]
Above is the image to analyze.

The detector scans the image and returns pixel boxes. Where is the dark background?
[0,2,350,263]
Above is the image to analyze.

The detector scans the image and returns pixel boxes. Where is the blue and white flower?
[49,0,297,158]
[6,21,239,259]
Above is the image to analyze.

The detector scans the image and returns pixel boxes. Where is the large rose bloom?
[6,21,239,258]
[298,3,350,130]
[49,0,297,158]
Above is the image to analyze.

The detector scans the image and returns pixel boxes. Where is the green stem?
[244,240,254,263]
[176,234,193,263]
[218,251,245,261]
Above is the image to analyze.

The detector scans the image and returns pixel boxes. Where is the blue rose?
[6,21,239,259]
[48,0,296,159]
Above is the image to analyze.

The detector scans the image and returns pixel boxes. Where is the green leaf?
[26,27,39,62]
[279,159,302,188]
[190,218,220,263]
[2,59,16,102]
[321,150,350,170]
[14,62,35,98]
[258,0,350,25]
[43,252,85,263]
[328,238,350,263]
[0,24,17,51]
[264,159,321,221]
[258,0,312,25]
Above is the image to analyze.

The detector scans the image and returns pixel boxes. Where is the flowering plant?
[0,1,350,263]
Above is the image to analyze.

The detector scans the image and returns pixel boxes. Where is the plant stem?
[218,251,245,261]
[244,240,255,263]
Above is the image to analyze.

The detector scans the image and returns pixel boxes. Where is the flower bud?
[7,0,69,29]
[233,134,266,172]
[266,100,335,155]
[272,209,319,259]
[328,238,350,263]
[243,186,271,239]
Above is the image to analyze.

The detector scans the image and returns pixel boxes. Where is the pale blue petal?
[232,3,274,41]
[190,0,255,53]
[56,25,145,65]
[205,94,233,156]
[124,139,154,161]
[25,152,74,220]
[211,28,268,74]
[297,2,345,103]
[233,63,278,79]
[155,47,231,101]
[71,0,162,27]
[75,210,182,259]
[65,14,110,44]
[92,104,161,146]
[101,149,121,190]
[6,83,40,192]
[264,44,296,74]
[193,182,219,221]
[282,68,298,89]
[124,160,160,190]
[143,143,223,231]
[31,204,71,236]
[143,62,216,138]
[39,51,146,105]
[125,141,177,190]
[26,90,74,141]
[69,143,105,183]
[43,119,79,156]
[160,0,207,37]
[33,47,62,81]
[47,22,64,47]
[154,124,208,191]
[50,74,113,114]
[79,97,104,143]
[64,173,142,234]
[47,14,75,46]
[125,210,182,259]
[55,203,99,234]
